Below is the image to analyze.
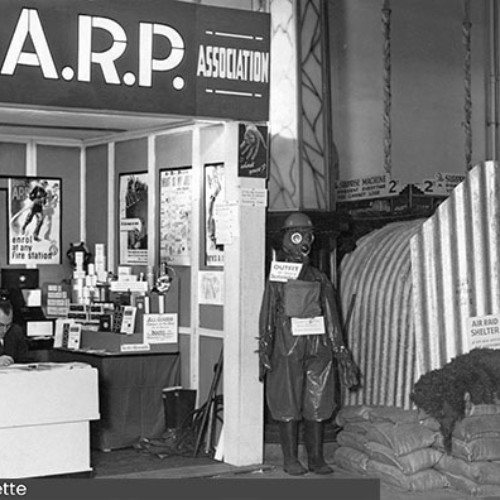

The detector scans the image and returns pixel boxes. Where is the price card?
[291,316,325,336]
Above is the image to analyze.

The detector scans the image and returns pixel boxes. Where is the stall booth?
[0,0,269,473]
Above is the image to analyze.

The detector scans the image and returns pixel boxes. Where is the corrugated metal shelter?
[411,161,500,379]
[339,219,424,409]
[339,161,500,409]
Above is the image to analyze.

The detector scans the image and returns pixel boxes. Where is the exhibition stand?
[0,0,270,468]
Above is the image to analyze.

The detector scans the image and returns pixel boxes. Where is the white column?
[147,135,156,268]
[107,143,115,272]
[26,141,37,176]
[80,147,86,242]
[190,125,202,396]
[222,122,265,466]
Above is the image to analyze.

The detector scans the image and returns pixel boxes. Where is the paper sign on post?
[214,202,239,245]
[240,187,268,207]
[269,261,303,282]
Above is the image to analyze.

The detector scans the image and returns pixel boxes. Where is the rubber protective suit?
[258,212,359,475]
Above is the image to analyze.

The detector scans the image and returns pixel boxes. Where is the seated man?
[0,300,29,366]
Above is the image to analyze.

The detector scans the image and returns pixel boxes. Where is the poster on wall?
[204,163,225,267]
[119,172,149,265]
[198,270,224,306]
[8,177,61,265]
[238,123,269,178]
[159,168,192,266]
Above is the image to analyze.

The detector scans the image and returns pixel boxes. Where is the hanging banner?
[119,172,148,265]
[159,167,192,266]
[0,0,270,121]
[8,177,61,265]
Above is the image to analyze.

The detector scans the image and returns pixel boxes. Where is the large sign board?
[336,174,405,202]
[0,0,270,121]
[415,172,466,196]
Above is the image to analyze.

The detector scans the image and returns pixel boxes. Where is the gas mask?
[280,212,315,263]
[282,228,315,263]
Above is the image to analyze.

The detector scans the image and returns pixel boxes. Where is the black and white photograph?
[1,1,498,500]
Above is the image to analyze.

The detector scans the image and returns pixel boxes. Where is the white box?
[0,363,99,478]
[118,266,132,275]
[95,243,106,256]
[0,421,91,478]
[110,281,148,293]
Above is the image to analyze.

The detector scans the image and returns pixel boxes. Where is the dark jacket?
[0,323,29,363]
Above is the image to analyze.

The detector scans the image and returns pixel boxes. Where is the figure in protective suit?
[259,212,359,475]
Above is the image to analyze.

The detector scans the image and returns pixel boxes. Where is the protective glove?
[334,346,360,390]
[256,336,273,382]
[259,353,272,382]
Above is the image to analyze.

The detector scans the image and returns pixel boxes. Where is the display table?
[50,349,180,451]
[0,362,99,478]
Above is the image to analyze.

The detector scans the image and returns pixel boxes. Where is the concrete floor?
[97,443,475,500]
[101,460,472,500]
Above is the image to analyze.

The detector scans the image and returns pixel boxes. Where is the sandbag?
[336,406,372,426]
[333,446,369,474]
[435,453,500,485]
[466,403,500,418]
[453,414,500,442]
[366,422,439,456]
[364,441,443,475]
[336,430,368,453]
[441,437,500,462]
[365,406,419,424]
[416,410,441,432]
[343,421,373,436]
[444,472,500,497]
[366,460,449,491]
[336,405,419,426]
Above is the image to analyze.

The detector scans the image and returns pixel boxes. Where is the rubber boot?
[278,421,307,476]
[304,420,333,474]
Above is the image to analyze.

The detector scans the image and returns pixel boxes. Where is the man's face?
[0,310,13,340]
[282,228,315,262]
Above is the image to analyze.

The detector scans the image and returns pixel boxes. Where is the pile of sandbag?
[333,405,449,492]
[433,405,500,497]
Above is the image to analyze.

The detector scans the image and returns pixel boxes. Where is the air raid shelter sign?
[468,314,500,349]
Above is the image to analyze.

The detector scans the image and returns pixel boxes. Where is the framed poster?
[119,172,149,265]
[238,123,269,178]
[8,177,61,265]
[159,167,192,266]
[204,163,225,268]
